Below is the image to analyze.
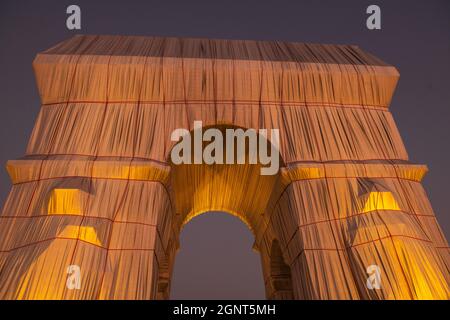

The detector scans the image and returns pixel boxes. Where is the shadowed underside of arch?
[0,35,448,300]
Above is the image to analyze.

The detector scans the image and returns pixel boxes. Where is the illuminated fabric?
[0,35,448,299]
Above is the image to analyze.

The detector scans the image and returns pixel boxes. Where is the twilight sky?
[0,0,449,299]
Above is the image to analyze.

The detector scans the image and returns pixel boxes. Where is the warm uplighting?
[47,188,82,214]
[361,191,400,213]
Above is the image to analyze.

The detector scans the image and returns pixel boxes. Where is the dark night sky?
[0,0,449,299]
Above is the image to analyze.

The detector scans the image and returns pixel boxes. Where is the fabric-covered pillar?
[0,162,173,299]
[267,163,449,299]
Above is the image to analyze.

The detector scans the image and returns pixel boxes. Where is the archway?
[167,123,284,231]
[158,124,289,299]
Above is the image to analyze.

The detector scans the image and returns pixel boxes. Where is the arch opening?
[170,211,265,299]
[267,240,293,300]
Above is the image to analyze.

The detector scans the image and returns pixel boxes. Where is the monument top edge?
[39,34,392,67]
